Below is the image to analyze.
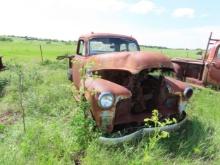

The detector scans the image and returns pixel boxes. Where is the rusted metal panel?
[87,93,116,132]
[85,78,132,97]
[206,40,220,62]
[85,78,131,132]
[185,77,204,87]
[172,58,204,65]
[207,59,220,85]
[83,67,192,133]
[87,51,173,74]
[79,33,137,41]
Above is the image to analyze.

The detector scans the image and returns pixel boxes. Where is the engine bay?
[97,69,177,114]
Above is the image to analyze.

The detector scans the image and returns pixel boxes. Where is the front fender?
[164,77,191,94]
[84,78,132,133]
[85,78,132,97]
[165,77,193,114]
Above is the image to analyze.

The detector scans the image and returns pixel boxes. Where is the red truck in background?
[172,33,220,87]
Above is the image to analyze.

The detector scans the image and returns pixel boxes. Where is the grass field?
[141,46,199,59]
[0,36,200,61]
[0,36,76,62]
[0,36,219,165]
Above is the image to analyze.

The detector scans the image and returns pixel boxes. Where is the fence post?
[40,45,44,62]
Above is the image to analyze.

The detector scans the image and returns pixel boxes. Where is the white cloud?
[46,0,161,15]
[133,26,220,49]
[172,8,195,18]
[1,0,219,49]
[0,0,165,40]
[130,0,164,15]
[68,0,164,15]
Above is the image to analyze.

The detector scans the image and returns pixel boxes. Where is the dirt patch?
[72,151,85,165]
[0,111,20,125]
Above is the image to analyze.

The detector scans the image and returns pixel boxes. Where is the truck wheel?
[67,68,73,81]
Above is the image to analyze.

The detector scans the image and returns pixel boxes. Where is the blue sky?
[0,0,220,48]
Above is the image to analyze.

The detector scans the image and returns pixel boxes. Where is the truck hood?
[87,51,173,74]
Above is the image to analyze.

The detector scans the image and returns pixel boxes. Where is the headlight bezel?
[183,87,193,99]
[98,92,115,110]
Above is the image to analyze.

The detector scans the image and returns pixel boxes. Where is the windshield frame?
[88,37,140,55]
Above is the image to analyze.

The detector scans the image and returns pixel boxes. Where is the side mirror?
[56,55,75,60]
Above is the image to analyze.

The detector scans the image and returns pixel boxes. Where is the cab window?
[217,47,220,59]
[89,38,140,55]
[77,40,85,55]
[120,43,127,51]
[128,42,139,51]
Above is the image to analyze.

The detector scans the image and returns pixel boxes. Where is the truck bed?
[171,58,204,65]
[171,57,205,81]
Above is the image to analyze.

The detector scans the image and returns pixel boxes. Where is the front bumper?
[99,112,187,145]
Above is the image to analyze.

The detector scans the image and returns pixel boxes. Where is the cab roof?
[79,32,137,41]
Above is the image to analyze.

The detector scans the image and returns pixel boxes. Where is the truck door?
[207,46,220,85]
[72,39,87,88]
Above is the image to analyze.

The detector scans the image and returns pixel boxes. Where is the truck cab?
[172,33,220,87]
[76,33,140,56]
[67,33,140,82]
[58,33,194,139]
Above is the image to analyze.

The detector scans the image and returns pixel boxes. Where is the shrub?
[0,37,13,42]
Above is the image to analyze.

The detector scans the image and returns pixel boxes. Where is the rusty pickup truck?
[172,33,220,87]
[60,33,193,144]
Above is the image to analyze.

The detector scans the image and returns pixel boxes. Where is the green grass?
[0,36,219,164]
[0,36,200,62]
[141,46,199,59]
[0,37,76,62]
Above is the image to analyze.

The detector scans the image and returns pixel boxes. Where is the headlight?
[183,87,193,99]
[98,92,115,110]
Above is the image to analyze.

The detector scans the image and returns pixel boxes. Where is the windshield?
[89,37,140,55]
